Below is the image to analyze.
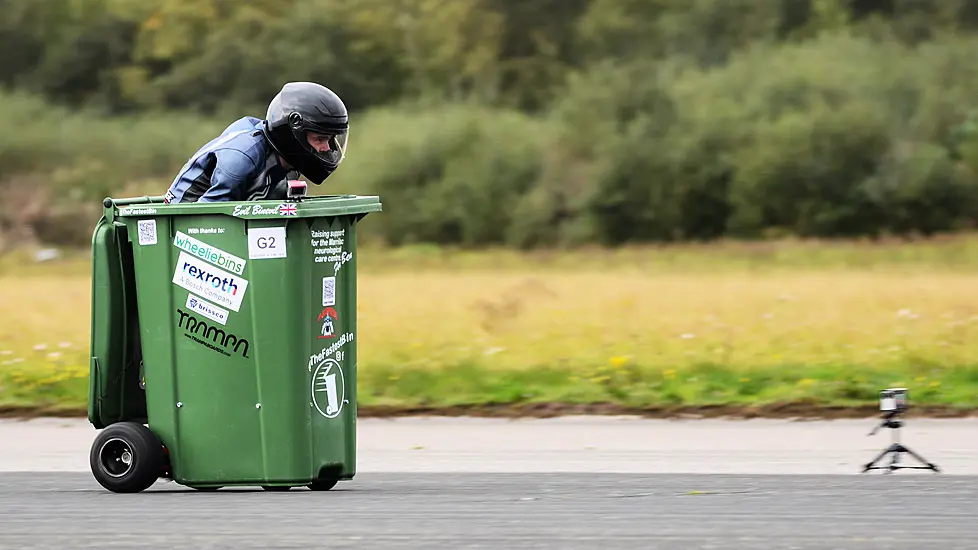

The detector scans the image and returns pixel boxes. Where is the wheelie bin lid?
[103,194,382,221]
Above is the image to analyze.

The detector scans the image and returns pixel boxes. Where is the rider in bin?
[162,81,349,204]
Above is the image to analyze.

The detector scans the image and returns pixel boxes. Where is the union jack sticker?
[279,203,297,216]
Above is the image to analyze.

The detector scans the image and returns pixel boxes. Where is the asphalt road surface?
[2,416,977,549]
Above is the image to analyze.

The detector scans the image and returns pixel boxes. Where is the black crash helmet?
[262,82,349,184]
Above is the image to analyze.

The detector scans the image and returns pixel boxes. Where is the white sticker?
[185,293,230,326]
[173,231,246,275]
[137,220,157,246]
[172,251,249,312]
[248,227,287,259]
[311,358,346,418]
[322,276,335,306]
[317,307,338,339]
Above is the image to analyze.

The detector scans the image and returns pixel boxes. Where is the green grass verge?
[3,352,976,418]
[6,236,978,418]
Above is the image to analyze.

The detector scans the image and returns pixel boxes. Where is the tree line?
[4,0,978,248]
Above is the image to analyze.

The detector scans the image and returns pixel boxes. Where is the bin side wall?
[306,214,360,481]
[89,218,147,428]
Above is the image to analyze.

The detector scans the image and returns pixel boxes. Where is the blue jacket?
[164,116,292,203]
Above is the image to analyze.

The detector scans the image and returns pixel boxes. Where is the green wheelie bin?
[86,186,381,493]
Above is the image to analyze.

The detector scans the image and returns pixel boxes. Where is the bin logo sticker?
[176,308,250,358]
[173,231,246,275]
[186,293,229,326]
[172,251,249,312]
[317,307,338,339]
[311,358,346,418]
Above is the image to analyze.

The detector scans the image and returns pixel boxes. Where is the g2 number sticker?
[247,227,287,259]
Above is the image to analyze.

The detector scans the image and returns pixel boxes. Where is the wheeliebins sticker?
[173,231,246,275]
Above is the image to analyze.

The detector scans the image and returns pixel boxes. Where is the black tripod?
[861,410,940,474]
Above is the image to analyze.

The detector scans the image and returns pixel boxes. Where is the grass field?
[2,235,978,417]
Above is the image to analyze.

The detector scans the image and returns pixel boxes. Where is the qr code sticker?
[322,276,336,307]
[137,219,157,246]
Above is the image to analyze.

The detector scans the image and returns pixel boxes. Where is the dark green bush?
[324,103,550,247]
[6,1,978,249]
[528,32,978,246]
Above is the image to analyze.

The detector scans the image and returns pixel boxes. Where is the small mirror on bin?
[287,179,308,201]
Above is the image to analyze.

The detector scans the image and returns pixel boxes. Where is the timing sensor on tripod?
[862,386,941,474]
[879,387,908,415]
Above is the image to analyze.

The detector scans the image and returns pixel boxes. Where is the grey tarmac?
[1,416,977,549]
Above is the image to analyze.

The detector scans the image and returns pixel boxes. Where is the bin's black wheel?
[261,485,292,491]
[89,421,165,494]
[308,479,338,491]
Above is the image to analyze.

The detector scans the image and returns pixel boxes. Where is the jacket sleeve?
[196,149,260,202]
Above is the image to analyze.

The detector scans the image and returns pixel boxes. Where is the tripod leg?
[896,444,941,473]
[862,444,897,473]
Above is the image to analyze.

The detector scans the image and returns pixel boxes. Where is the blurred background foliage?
[4,0,978,250]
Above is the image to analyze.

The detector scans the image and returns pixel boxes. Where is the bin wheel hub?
[98,438,135,478]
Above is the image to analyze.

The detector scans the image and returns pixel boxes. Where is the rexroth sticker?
[172,251,249,312]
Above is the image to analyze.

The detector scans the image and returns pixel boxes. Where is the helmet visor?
[304,130,347,167]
